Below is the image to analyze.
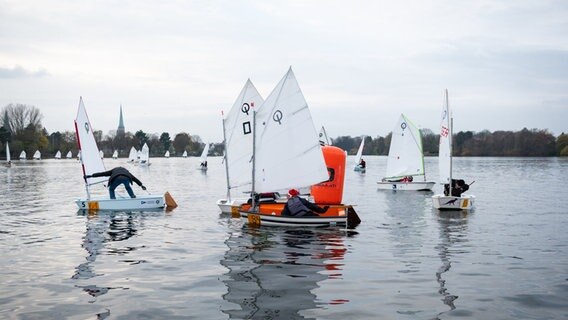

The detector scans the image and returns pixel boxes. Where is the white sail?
[128,147,137,162]
[384,114,425,179]
[253,67,328,193]
[164,150,170,158]
[66,151,72,159]
[438,89,452,184]
[33,150,41,160]
[200,143,210,163]
[139,143,150,165]
[99,150,104,159]
[318,126,330,146]
[55,150,61,159]
[182,150,187,158]
[112,150,118,159]
[6,143,10,163]
[354,137,365,168]
[19,150,26,160]
[74,97,107,186]
[223,79,265,194]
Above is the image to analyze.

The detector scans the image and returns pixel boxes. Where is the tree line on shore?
[1,103,567,159]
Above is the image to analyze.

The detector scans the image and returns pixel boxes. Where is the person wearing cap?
[84,166,147,199]
[281,188,329,217]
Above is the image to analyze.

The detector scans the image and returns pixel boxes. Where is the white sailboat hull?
[377,181,435,191]
[217,198,247,215]
[432,194,475,210]
[75,194,165,211]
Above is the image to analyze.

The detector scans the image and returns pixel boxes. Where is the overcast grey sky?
[1,0,567,143]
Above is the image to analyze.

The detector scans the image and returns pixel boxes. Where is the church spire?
[117,105,125,136]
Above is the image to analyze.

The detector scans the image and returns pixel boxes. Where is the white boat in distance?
[54,150,62,159]
[199,142,210,171]
[139,143,150,166]
[66,151,73,159]
[5,142,11,167]
[19,150,26,160]
[353,136,366,172]
[182,150,188,158]
[33,150,41,160]
[112,150,118,159]
[164,150,170,158]
[74,97,166,211]
[128,147,137,163]
[432,90,475,210]
[377,114,436,191]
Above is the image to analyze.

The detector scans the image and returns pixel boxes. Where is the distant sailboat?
[353,136,366,172]
[182,150,188,158]
[19,150,26,160]
[139,143,150,166]
[66,151,73,159]
[99,150,104,159]
[112,150,118,159]
[33,150,41,160]
[319,126,330,146]
[55,150,62,159]
[199,142,210,171]
[5,143,11,167]
[164,150,170,158]
[128,147,137,162]
[377,114,436,191]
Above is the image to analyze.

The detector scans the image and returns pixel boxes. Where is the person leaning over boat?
[281,189,329,217]
[84,166,146,199]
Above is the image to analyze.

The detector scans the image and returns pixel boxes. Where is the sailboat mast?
[221,114,232,201]
[250,110,257,210]
[447,91,453,198]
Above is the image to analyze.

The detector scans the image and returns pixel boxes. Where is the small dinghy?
[74,97,174,211]
[217,79,265,214]
[237,68,360,228]
[432,90,475,210]
[377,114,435,191]
[353,136,366,172]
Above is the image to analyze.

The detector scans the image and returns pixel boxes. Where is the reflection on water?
[73,210,164,304]
[435,210,468,316]
[221,226,355,319]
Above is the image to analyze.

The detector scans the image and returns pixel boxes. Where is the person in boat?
[84,166,146,199]
[200,161,207,168]
[444,179,469,197]
[281,189,329,217]
[401,175,414,183]
[359,158,366,169]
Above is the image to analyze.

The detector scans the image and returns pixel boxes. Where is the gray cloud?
[0,66,48,79]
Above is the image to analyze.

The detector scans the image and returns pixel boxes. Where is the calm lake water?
[1,156,567,319]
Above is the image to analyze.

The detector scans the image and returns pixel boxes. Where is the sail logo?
[273,110,283,125]
[241,103,251,115]
[84,122,89,133]
[242,121,251,135]
[441,126,449,137]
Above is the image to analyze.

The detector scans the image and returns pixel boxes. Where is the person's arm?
[300,198,327,213]
[130,175,144,187]
[88,169,112,178]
